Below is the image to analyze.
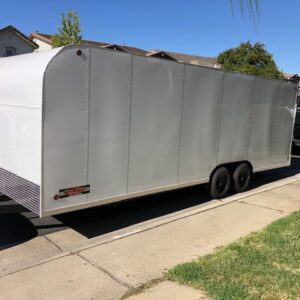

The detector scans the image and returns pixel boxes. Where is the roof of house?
[29,32,218,68]
[284,73,300,84]
[1,25,39,49]
[160,50,219,68]
[28,32,52,45]
[29,32,147,56]
[146,50,177,61]
[284,73,299,80]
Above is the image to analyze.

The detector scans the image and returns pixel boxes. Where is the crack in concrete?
[238,200,288,213]
[76,252,131,289]
[43,235,64,253]
[167,237,202,252]
[0,253,70,279]
[0,250,131,292]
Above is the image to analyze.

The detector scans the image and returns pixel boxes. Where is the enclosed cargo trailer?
[0,45,297,217]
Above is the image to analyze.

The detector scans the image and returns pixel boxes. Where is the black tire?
[232,163,252,193]
[209,167,231,199]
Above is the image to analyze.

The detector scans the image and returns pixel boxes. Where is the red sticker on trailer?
[56,185,90,199]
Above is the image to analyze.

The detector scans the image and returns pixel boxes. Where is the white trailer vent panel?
[0,45,296,217]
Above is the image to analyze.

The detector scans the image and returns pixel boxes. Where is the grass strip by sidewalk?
[167,210,300,300]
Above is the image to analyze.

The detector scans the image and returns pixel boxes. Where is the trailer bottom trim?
[41,161,291,217]
[0,167,40,215]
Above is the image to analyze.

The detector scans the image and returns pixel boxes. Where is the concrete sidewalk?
[0,175,300,299]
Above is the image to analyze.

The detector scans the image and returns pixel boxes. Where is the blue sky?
[2,1,299,74]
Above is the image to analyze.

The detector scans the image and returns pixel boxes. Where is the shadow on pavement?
[0,198,37,251]
[251,157,300,189]
[0,197,67,251]
[0,155,300,248]
[55,183,210,239]
[292,143,300,156]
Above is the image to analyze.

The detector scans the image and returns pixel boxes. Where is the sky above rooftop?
[1,1,298,74]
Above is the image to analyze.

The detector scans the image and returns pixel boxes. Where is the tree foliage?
[51,10,82,47]
[217,42,284,80]
[231,0,259,19]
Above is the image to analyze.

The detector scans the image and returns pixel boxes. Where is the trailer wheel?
[209,167,231,199]
[232,163,252,193]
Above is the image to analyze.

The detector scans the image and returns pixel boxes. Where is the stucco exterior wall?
[0,30,35,57]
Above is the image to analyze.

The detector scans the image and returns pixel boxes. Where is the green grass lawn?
[167,210,300,300]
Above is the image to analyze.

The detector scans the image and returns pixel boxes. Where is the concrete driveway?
[0,157,300,299]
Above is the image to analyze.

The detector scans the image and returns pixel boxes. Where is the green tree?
[51,10,82,47]
[217,42,284,80]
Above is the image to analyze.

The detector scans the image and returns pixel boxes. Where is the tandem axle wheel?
[209,162,253,199]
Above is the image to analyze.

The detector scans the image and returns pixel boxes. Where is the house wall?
[32,38,52,52]
[0,30,35,57]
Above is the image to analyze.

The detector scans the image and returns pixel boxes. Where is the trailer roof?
[0,47,61,109]
[0,45,294,112]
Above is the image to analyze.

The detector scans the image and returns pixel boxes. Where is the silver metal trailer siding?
[0,45,297,217]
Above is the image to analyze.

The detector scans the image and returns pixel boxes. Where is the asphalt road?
[1,147,300,251]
